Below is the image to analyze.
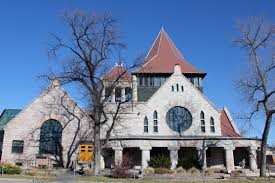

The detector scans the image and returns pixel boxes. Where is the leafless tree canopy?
[46,10,141,175]
[234,17,275,177]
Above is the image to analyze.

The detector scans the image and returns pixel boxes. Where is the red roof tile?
[220,109,240,137]
[134,28,205,74]
[104,64,132,81]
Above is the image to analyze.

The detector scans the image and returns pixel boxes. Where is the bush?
[177,158,201,170]
[154,168,173,174]
[204,168,215,176]
[175,166,186,174]
[112,155,133,178]
[0,163,21,174]
[187,167,200,175]
[148,154,171,169]
[143,167,155,175]
[230,170,244,177]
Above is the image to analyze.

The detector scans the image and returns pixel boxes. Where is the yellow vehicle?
[79,144,94,162]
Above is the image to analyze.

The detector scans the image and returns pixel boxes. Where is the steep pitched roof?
[134,28,205,75]
[0,109,21,130]
[104,64,132,81]
[220,108,240,137]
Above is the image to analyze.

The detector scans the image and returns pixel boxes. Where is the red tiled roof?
[134,28,205,74]
[104,64,132,81]
[220,109,240,137]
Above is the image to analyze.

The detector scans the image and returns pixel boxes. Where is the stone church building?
[0,29,260,173]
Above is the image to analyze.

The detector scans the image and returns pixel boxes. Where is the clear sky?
[0,0,274,142]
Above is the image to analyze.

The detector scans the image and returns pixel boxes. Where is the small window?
[200,111,205,133]
[144,117,148,133]
[12,140,24,154]
[172,86,174,92]
[144,77,149,86]
[181,86,184,92]
[176,84,179,91]
[210,117,215,132]
[138,77,143,86]
[153,111,158,132]
[150,77,154,86]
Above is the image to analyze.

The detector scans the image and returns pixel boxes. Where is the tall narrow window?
[153,111,158,132]
[200,111,205,132]
[144,117,148,133]
[12,140,24,153]
[176,84,179,91]
[172,86,174,92]
[181,86,184,92]
[210,117,215,132]
[125,87,132,102]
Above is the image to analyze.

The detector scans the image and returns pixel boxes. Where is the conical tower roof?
[134,28,205,75]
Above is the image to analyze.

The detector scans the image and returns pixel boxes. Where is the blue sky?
[0,0,274,142]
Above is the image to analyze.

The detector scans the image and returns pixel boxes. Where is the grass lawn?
[78,176,275,183]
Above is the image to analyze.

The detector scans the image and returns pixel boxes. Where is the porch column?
[249,146,258,171]
[168,146,180,169]
[140,146,151,170]
[197,147,207,169]
[225,146,235,173]
[121,87,126,102]
[113,147,123,166]
[111,88,116,103]
[132,75,138,102]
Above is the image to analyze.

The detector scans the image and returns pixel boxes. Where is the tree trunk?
[94,123,101,176]
[260,114,272,177]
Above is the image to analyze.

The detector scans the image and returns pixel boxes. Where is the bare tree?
[47,10,140,175]
[26,82,92,169]
[234,17,275,177]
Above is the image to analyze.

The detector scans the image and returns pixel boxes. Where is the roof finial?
[161,26,165,32]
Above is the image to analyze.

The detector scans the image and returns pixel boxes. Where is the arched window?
[39,119,62,155]
[153,111,158,132]
[210,117,215,132]
[172,86,174,92]
[176,84,179,91]
[200,111,205,132]
[181,86,184,92]
[144,117,148,133]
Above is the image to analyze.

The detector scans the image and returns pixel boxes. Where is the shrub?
[154,168,173,174]
[112,155,133,178]
[0,163,21,174]
[204,168,215,176]
[188,167,200,175]
[147,154,171,169]
[143,167,155,175]
[177,158,201,170]
[175,166,186,174]
[230,170,244,177]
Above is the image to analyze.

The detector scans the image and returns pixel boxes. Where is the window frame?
[12,140,24,154]
[144,117,149,133]
[153,111,158,133]
[200,111,206,133]
[210,117,215,132]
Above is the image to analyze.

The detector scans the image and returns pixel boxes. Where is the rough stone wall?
[1,83,92,167]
